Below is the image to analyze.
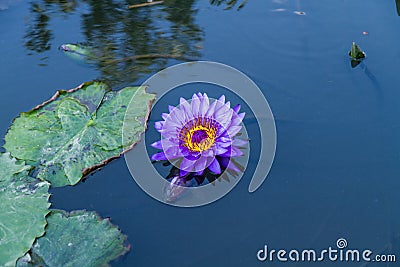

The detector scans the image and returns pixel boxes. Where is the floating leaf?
[60,43,93,63]
[349,42,366,60]
[17,210,129,267]
[4,81,155,187]
[0,153,50,267]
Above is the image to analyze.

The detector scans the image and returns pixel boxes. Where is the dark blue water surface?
[2,1,400,266]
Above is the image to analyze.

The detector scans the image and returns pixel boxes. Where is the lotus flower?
[151,93,247,177]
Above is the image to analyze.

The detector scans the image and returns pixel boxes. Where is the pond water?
[2,0,400,266]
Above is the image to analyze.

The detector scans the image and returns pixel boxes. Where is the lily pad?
[17,210,129,267]
[4,81,155,187]
[0,153,50,267]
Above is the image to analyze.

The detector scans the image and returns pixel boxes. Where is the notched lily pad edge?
[81,90,155,179]
[35,81,108,111]
[3,80,155,186]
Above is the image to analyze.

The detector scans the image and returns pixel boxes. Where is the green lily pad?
[17,210,129,267]
[0,153,50,267]
[4,81,155,187]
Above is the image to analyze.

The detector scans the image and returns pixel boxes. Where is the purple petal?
[154,121,164,131]
[168,105,175,112]
[194,157,207,172]
[228,112,245,128]
[217,136,232,143]
[208,158,221,174]
[233,138,248,147]
[203,93,210,105]
[214,103,233,127]
[180,97,192,118]
[165,146,181,159]
[217,156,229,168]
[211,98,226,119]
[220,146,243,157]
[201,149,214,158]
[233,104,241,114]
[162,113,168,120]
[217,140,231,148]
[151,140,163,150]
[191,94,200,116]
[199,94,209,117]
[230,146,244,157]
[215,146,228,155]
[217,156,241,172]
[180,157,194,172]
[180,146,201,160]
[151,152,167,161]
[205,99,217,117]
[180,169,189,177]
[227,125,242,137]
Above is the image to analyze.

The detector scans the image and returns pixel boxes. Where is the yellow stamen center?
[179,117,217,152]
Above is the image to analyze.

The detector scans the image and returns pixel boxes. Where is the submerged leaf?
[4,81,155,187]
[17,210,129,267]
[349,42,366,60]
[0,153,50,267]
[59,43,93,62]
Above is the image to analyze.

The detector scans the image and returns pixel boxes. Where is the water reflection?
[24,0,203,85]
[209,0,248,10]
[24,4,52,53]
[44,0,78,13]
[157,159,244,203]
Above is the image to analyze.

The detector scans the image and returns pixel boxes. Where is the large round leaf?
[17,210,129,267]
[4,81,155,187]
[0,153,50,267]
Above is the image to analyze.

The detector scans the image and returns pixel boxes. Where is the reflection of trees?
[209,0,248,10]
[24,0,204,85]
[24,1,78,53]
[24,4,52,53]
[79,0,204,84]
[44,0,78,13]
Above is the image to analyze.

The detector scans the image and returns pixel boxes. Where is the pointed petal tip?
[208,158,221,174]
[150,140,163,149]
[233,104,241,113]
[151,152,167,161]
[168,105,175,113]
[180,169,189,177]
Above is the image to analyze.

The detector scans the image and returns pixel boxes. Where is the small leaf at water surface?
[60,43,93,63]
[4,81,155,187]
[349,42,366,60]
[0,153,50,267]
[17,210,130,267]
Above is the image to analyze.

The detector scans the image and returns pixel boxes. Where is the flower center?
[179,117,218,152]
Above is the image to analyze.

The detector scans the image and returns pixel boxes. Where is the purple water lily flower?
[151,93,247,176]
